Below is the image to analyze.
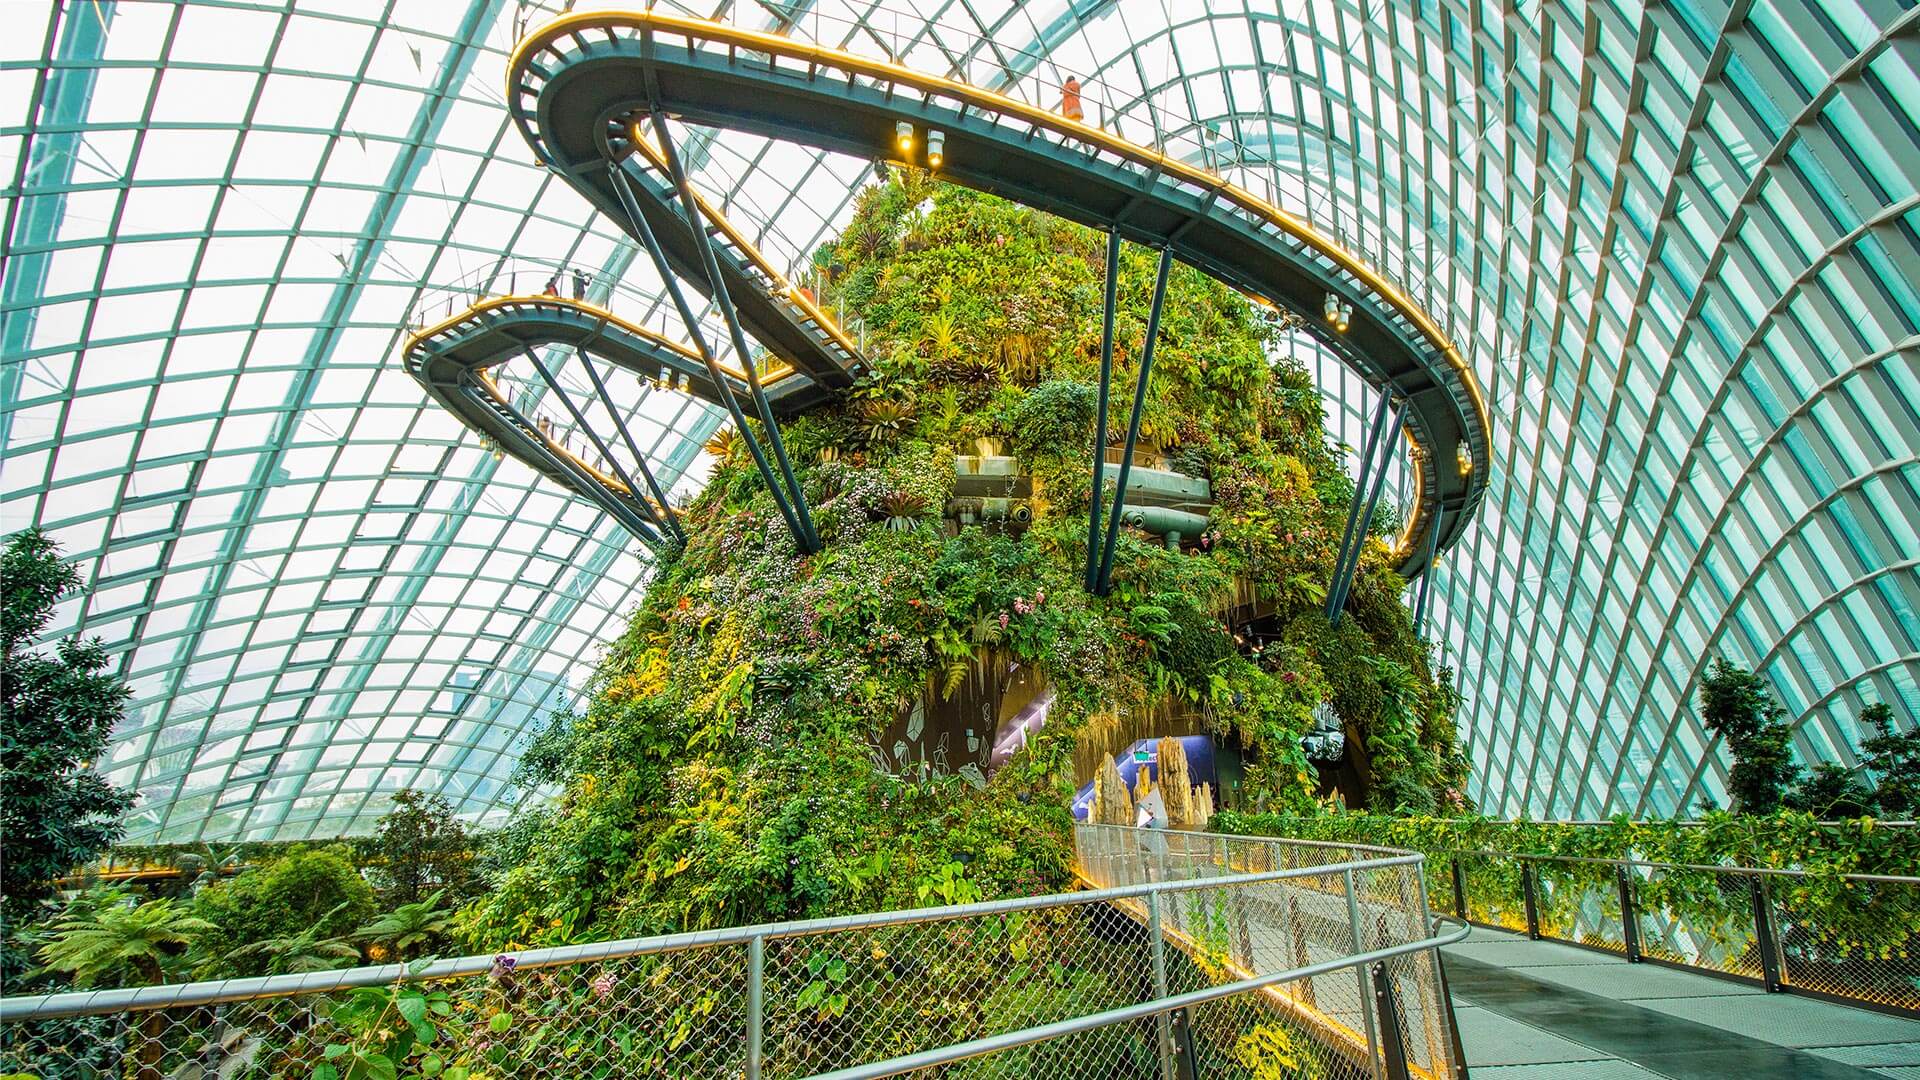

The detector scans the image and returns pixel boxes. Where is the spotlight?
[1323,292,1339,322]
[895,121,914,155]
[926,130,945,169]
[1335,303,1352,333]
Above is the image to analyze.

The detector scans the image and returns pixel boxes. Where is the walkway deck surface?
[1444,926,1920,1079]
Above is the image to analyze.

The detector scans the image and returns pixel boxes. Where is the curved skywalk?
[510,10,1489,577]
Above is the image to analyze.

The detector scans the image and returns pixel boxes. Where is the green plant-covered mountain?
[463,174,1464,947]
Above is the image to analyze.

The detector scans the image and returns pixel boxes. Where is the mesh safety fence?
[1431,848,1920,1015]
[2,826,1462,1080]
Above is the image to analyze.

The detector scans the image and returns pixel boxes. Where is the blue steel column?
[1,1,116,447]
[577,352,685,541]
[1330,400,1406,626]
[1093,246,1173,595]
[1413,505,1444,633]
[1084,229,1123,593]
[604,163,809,549]
[647,109,818,553]
[1327,389,1392,622]
[520,346,666,547]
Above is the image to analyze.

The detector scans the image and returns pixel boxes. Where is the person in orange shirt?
[1061,76,1084,122]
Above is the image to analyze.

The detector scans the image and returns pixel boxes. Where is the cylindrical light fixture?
[1323,292,1339,321]
[1335,303,1352,332]
[895,121,914,155]
[927,130,946,169]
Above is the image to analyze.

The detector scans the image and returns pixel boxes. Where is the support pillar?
[1092,246,1174,595]
[1085,229,1122,593]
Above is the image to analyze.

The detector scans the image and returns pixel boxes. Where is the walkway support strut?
[1092,245,1173,596]
[1085,229,1123,594]
[1413,504,1443,632]
[649,107,818,554]
[520,346,667,548]
[1329,397,1406,626]
[576,351,685,541]
[1328,391,1390,623]
[605,160,811,551]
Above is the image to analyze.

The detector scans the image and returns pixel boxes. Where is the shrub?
[193,846,376,977]
[1006,379,1095,460]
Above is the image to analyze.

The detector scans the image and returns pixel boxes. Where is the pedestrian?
[572,268,590,300]
[542,271,560,297]
[1061,76,1083,122]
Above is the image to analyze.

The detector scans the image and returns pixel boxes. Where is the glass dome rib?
[4,0,1916,838]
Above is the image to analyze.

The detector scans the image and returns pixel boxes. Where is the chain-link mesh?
[1771,873,1920,1012]
[1071,825,1459,1080]
[3,943,751,1080]
[1426,845,1920,1019]
[2,827,1463,1080]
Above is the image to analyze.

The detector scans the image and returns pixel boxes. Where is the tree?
[1699,659,1802,814]
[192,846,376,977]
[1786,763,1876,819]
[366,789,472,904]
[225,901,361,975]
[1860,702,1920,818]
[0,529,138,919]
[38,891,216,1080]
[355,890,453,960]
[37,895,215,988]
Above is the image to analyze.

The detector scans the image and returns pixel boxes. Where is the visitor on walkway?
[542,271,560,297]
[572,268,590,300]
[1061,76,1084,122]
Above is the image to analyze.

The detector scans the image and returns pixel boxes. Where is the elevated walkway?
[402,295,723,544]
[508,11,1491,576]
[1447,927,1920,1079]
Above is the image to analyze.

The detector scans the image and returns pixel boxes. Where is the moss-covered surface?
[462,174,1464,947]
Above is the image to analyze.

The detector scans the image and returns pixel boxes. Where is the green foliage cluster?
[191,846,378,977]
[463,174,1460,949]
[1700,658,1801,814]
[15,792,472,997]
[1699,659,1919,820]
[1213,809,1920,878]
[364,790,475,906]
[1217,808,1920,1005]
[1,530,137,922]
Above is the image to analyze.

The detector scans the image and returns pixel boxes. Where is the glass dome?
[4,0,1914,837]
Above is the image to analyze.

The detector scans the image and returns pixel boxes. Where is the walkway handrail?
[1456,846,1920,884]
[810,916,1474,1080]
[1434,840,1920,1017]
[0,848,1420,1022]
[2,828,1468,1080]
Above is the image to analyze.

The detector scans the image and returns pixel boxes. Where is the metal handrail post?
[1750,876,1784,992]
[1345,867,1383,1079]
[1451,856,1467,918]
[1616,866,1641,962]
[1519,861,1541,940]
[1146,887,1176,1080]
[1289,893,1317,1008]
[1411,860,1452,1076]
[746,934,765,1079]
[1370,962,1413,1080]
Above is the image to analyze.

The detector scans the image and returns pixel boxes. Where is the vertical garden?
[461,172,1463,947]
